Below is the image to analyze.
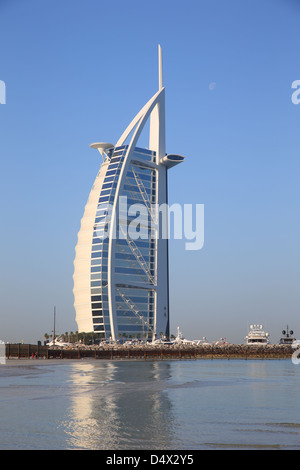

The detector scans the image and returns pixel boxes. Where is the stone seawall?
[5,343,296,360]
[47,344,295,360]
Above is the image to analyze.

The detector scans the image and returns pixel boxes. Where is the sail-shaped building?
[73,46,184,341]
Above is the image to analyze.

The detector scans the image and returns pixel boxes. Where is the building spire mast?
[158,44,163,90]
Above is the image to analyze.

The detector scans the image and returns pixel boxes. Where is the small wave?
[237,427,300,435]
[268,422,300,428]
[169,379,232,389]
[205,442,296,449]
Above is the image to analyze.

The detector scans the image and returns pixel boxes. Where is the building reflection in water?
[61,361,176,449]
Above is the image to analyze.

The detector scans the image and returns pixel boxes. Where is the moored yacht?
[245,324,270,345]
[279,326,295,345]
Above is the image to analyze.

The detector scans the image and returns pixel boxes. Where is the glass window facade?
[90,146,157,339]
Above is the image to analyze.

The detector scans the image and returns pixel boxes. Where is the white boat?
[151,338,174,345]
[200,337,211,346]
[47,336,72,347]
[213,337,230,346]
[245,324,270,345]
[173,327,207,346]
[279,326,295,345]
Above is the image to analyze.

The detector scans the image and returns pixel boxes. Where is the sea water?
[0,358,299,450]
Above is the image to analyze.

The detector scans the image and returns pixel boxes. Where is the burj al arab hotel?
[73,46,184,341]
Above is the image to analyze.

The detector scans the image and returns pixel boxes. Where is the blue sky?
[0,0,299,344]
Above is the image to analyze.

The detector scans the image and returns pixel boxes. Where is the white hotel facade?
[73,46,184,341]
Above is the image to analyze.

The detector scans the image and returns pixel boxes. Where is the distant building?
[73,46,184,340]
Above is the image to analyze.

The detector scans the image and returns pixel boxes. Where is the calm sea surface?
[0,358,299,450]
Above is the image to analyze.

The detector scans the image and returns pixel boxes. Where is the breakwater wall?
[5,343,48,359]
[5,344,295,360]
[48,345,294,360]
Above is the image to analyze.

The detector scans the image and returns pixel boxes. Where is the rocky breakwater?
[47,342,296,360]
